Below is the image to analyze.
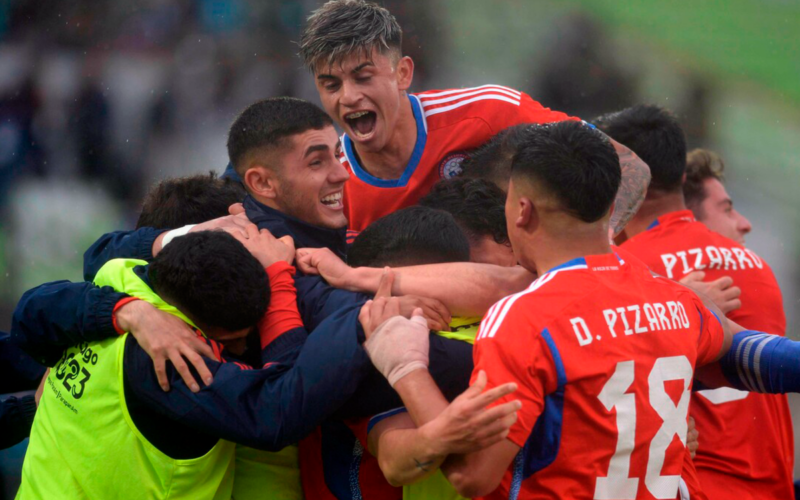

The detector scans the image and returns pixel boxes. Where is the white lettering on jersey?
[577,301,690,346]
[659,245,764,278]
[572,317,593,346]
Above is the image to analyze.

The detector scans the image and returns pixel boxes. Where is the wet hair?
[594,104,686,192]
[149,231,269,332]
[512,121,620,223]
[300,0,403,72]
[136,172,245,230]
[227,97,333,178]
[684,148,726,216]
[348,206,470,267]
[419,178,509,246]
[460,125,532,189]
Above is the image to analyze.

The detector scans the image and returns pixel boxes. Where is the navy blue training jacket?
[75,195,472,415]
[12,264,369,458]
[0,331,43,449]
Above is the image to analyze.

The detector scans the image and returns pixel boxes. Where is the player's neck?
[353,94,417,180]
[526,228,612,276]
[624,190,687,238]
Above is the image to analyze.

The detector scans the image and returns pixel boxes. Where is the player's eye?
[324,82,340,92]
[356,76,371,84]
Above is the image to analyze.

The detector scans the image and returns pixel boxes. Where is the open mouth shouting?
[344,110,377,140]
[321,190,344,210]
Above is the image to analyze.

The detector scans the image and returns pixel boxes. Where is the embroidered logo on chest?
[438,152,467,179]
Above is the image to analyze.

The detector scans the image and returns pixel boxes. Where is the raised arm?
[84,229,166,281]
[11,280,130,366]
[359,298,519,491]
[296,247,534,316]
[83,213,252,281]
[11,279,215,391]
[606,136,651,237]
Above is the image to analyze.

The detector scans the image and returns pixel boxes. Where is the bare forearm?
[376,427,446,486]
[441,439,519,498]
[345,264,534,316]
[608,139,651,237]
[392,369,450,426]
[152,232,166,257]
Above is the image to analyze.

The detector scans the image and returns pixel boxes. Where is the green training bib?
[17,259,235,499]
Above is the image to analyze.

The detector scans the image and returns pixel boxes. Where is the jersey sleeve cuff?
[266,261,295,278]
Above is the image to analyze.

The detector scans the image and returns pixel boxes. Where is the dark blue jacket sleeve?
[125,305,371,451]
[0,395,37,450]
[332,333,474,420]
[11,281,128,366]
[0,332,45,393]
[294,275,370,332]
[83,228,166,281]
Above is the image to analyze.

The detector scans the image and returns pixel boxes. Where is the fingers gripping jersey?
[472,253,725,500]
[341,86,579,232]
[620,210,794,500]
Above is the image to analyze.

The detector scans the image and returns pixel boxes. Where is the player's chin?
[316,204,348,230]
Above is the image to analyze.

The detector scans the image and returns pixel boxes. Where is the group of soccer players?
[7,1,800,499]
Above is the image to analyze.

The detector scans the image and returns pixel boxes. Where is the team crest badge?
[438,152,467,179]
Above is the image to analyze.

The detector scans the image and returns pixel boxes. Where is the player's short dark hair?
[348,206,470,268]
[149,231,269,332]
[460,125,532,189]
[136,172,245,230]
[300,0,403,72]
[594,105,686,192]
[227,98,333,179]
[684,148,726,215]
[512,121,620,223]
[419,179,509,246]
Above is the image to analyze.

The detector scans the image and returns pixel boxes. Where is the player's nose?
[340,80,362,107]
[329,158,350,184]
[735,210,752,236]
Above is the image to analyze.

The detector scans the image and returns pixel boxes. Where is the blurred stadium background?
[0,0,798,496]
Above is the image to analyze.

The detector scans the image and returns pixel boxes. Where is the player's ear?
[516,196,535,229]
[396,56,414,91]
[245,165,279,201]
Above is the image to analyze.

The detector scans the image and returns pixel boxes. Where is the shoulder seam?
[477,271,560,341]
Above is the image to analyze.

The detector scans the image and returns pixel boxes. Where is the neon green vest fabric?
[232,444,303,500]
[401,316,481,500]
[18,259,235,500]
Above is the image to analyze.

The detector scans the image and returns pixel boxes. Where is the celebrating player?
[298,0,650,235]
[15,229,365,499]
[369,121,728,498]
[598,106,794,500]
[684,148,753,244]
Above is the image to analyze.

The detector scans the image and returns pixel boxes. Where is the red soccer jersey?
[298,416,402,500]
[621,210,794,500]
[473,253,725,500]
[341,85,579,231]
